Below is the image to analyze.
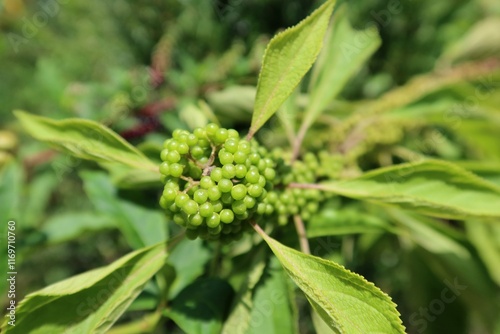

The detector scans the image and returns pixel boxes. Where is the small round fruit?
[231,184,247,201]
[206,212,221,228]
[220,209,234,224]
[183,200,199,215]
[218,179,233,193]
[194,189,208,204]
[199,202,214,217]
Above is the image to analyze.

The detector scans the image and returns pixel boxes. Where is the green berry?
[199,202,214,217]
[206,212,221,228]
[238,140,251,154]
[227,129,239,138]
[177,142,189,154]
[189,213,203,226]
[248,152,260,164]
[245,169,260,184]
[235,164,247,178]
[232,200,247,215]
[224,138,238,153]
[169,163,183,177]
[233,151,247,164]
[163,187,177,201]
[208,186,222,201]
[264,168,276,180]
[194,189,208,204]
[183,200,199,215]
[160,162,170,175]
[248,184,263,198]
[187,134,198,146]
[166,151,181,163]
[200,176,214,189]
[221,192,233,204]
[220,209,234,223]
[214,128,228,144]
[222,164,236,179]
[160,149,169,161]
[243,195,256,209]
[218,179,233,193]
[212,200,223,212]
[210,168,223,182]
[219,150,234,165]
[175,193,189,208]
[194,128,206,138]
[190,146,204,158]
[231,184,247,201]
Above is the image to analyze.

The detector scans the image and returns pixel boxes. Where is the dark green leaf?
[167,278,235,334]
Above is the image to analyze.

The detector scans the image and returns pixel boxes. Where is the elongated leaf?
[466,220,500,285]
[255,227,405,334]
[167,238,211,299]
[2,243,167,334]
[303,5,381,131]
[246,256,298,334]
[308,206,394,237]
[41,212,117,244]
[81,171,168,249]
[167,278,234,334]
[222,247,267,334]
[14,110,158,171]
[248,0,335,138]
[316,160,500,219]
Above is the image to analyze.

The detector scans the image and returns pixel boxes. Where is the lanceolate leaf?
[2,243,167,334]
[248,0,335,138]
[315,160,500,220]
[14,110,158,172]
[255,227,405,334]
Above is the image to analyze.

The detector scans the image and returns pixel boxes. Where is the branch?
[293,215,310,254]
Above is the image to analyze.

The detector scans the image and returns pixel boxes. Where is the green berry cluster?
[159,124,276,241]
[263,152,327,225]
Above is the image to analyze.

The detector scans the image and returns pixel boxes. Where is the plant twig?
[293,215,310,254]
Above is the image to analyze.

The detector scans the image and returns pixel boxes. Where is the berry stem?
[293,215,310,255]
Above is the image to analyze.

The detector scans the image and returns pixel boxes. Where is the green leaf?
[167,278,235,334]
[317,160,500,219]
[108,312,162,334]
[81,171,168,249]
[2,242,167,334]
[222,247,267,334]
[101,162,162,189]
[41,212,117,244]
[466,220,500,285]
[246,256,298,334]
[167,238,211,299]
[303,5,381,131]
[248,0,335,138]
[308,206,394,237]
[255,227,405,334]
[14,110,158,172]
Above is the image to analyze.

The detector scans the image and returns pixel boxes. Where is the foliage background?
[1,0,500,333]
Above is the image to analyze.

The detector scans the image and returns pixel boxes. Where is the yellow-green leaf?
[2,242,167,334]
[248,0,335,138]
[14,110,158,172]
[317,160,500,219]
[256,229,405,334]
